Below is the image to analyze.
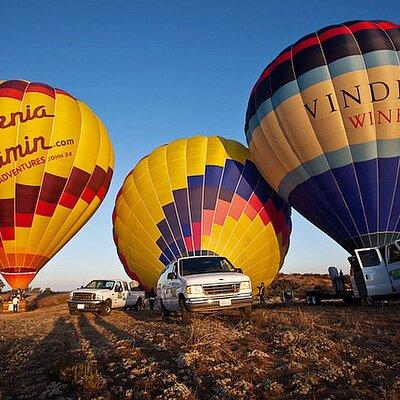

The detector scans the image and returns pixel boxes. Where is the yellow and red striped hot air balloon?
[112,136,291,292]
[0,80,114,289]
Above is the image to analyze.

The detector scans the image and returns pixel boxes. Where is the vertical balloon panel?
[113,136,291,291]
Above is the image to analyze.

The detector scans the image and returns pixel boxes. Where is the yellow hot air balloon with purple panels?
[113,136,291,291]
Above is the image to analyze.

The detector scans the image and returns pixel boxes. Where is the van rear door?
[355,248,393,296]
[385,242,400,293]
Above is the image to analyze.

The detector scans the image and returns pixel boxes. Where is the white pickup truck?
[157,255,253,324]
[68,279,145,316]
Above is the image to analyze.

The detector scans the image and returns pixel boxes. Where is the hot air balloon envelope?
[0,80,114,289]
[245,20,400,253]
[113,136,291,291]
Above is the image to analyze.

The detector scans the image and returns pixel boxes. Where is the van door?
[348,256,366,298]
[385,243,400,293]
[355,248,393,296]
[169,261,182,311]
[163,263,175,308]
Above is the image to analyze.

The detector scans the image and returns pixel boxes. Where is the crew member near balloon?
[12,293,20,313]
[257,282,266,306]
[0,80,114,290]
[113,136,291,294]
[245,20,400,253]
[147,287,157,311]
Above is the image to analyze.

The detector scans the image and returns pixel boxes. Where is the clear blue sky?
[0,1,397,290]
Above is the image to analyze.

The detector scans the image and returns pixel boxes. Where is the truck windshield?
[357,250,381,268]
[181,257,236,276]
[85,280,115,290]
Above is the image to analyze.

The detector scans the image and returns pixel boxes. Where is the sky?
[0,0,398,291]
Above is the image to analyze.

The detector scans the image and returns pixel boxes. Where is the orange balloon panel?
[113,136,291,291]
[0,80,114,289]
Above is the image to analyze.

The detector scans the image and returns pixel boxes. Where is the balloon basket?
[1,300,27,314]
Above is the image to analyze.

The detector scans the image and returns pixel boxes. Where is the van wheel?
[134,297,143,311]
[179,297,191,325]
[240,306,252,318]
[100,299,112,316]
[160,299,170,319]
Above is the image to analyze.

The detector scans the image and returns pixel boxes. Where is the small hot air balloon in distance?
[113,136,291,292]
[0,80,114,289]
[245,20,400,253]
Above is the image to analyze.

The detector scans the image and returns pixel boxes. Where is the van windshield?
[181,257,236,276]
[85,280,115,290]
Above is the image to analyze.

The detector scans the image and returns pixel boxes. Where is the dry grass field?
[0,275,399,400]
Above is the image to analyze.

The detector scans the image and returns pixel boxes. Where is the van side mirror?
[167,272,177,280]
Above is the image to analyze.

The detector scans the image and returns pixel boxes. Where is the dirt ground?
[1,298,399,400]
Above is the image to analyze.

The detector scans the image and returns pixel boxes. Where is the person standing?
[257,282,266,306]
[12,294,19,313]
[148,287,157,311]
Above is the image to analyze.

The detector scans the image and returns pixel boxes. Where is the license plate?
[219,299,232,307]
[77,304,85,310]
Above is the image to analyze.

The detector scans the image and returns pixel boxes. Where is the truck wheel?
[69,310,79,316]
[100,299,112,316]
[240,306,252,319]
[365,296,374,306]
[134,297,143,311]
[160,299,170,319]
[306,294,320,306]
[179,297,191,325]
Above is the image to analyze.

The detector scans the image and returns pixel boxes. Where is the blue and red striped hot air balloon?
[245,20,400,253]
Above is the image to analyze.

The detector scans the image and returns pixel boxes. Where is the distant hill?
[266,273,335,299]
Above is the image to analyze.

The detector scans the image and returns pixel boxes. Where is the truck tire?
[306,293,320,306]
[365,296,374,306]
[160,299,170,319]
[179,297,191,325]
[240,306,252,318]
[100,299,112,316]
[134,297,143,311]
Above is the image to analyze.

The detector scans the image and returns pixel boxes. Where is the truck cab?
[157,255,253,323]
[68,279,145,316]
[349,240,400,300]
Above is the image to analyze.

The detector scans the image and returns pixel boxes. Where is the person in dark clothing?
[257,282,266,306]
[148,287,156,311]
[339,269,346,290]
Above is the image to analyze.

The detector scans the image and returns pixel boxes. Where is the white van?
[348,240,400,301]
[157,255,253,323]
